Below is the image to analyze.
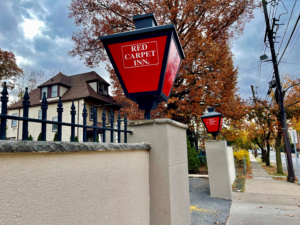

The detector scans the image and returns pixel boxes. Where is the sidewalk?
[227,154,300,225]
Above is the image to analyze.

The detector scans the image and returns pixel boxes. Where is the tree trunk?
[275,131,284,174]
[266,132,271,166]
[262,148,266,162]
[266,141,270,166]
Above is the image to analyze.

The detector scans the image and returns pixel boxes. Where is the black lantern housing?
[100,13,184,119]
[200,107,224,140]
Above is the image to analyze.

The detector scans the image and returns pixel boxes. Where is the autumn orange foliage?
[0,48,22,89]
[68,0,259,123]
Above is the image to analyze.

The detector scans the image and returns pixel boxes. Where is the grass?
[232,162,253,192]
[232,176,246,192]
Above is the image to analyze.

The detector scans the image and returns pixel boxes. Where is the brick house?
[7,71,122,142]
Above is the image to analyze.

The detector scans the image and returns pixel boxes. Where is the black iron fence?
[0,82,132,143]
[198,155,208,174]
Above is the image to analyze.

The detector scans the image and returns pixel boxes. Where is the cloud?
[232,1,300,99]
[0,0,109,85]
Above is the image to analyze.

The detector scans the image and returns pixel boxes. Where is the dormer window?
[40,85,59,99]
[98,82,108,95]
[51,85,58,97]
[41,87,47,98]
[103,85,108,95]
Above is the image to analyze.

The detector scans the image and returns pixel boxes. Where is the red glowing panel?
[108,36,167,93]
[163,39,181,97]
[219,117,223,131]
[202,117,221,133]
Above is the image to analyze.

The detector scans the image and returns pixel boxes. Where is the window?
[51,85,58,97]
[98,83,103,94]
[11,113,17,127]
[38,110,42,120]
[52,117,58,132]
[90,106,95,121]
[41,87,47,99]
[103,85,108,95]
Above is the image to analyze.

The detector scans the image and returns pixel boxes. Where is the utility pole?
[262,0,295,182]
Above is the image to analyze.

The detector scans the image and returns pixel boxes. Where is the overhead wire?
[277,0,297,56]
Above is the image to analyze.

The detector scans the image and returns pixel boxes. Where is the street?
[269,151,300,175]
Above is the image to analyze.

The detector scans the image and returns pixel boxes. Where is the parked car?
[257,149,262,155]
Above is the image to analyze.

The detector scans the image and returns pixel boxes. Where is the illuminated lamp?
[201,107,224,140]
[100,13,185,119]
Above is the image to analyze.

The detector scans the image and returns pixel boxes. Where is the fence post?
[41,92,48,141]
[124,113,127,143]
[0,82,8,140]
[243,156,246,174]
[93,106,97,142]
[102,107,106,143]
[70,100,76,142]
[22,87,30,140]
[110,110,114,143]
[117,111,121,143]
[82,103,87,142]
[57,97,63,141]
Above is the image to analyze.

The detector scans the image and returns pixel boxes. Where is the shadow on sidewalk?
[189,178,231,225]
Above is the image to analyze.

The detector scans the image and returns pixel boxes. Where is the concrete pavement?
[227,154,300,225]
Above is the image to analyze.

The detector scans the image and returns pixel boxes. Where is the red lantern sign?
[201,108,224,140]
[100,13,184,119]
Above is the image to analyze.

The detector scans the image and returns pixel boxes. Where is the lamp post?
[100,13,185,120]
[200,107,224,140]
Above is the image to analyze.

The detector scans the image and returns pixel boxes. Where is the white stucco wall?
[0,149,150,225]
[205,140,233,200]
[227,146,236,185]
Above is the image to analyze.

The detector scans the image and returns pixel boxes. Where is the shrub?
[187,137,200,173]
[37,133,42,141]
[233,149,250,167]
[27,134,33,141]
[70,135,79,142]
[53,132,58,141]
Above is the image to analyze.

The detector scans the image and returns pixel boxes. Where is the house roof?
[8,71,120,109]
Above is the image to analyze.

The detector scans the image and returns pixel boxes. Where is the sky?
[232,0,300,99]
[0,0,299,100]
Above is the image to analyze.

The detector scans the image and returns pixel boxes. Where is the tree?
[187,137,200,174]
[0,48,23,89]
[68,0,259,125]
[11,66,61,102]
[251,74,300,174]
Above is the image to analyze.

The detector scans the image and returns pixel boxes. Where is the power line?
[277,0,296,55]
[278,14,300,65]
[239,62,272,75]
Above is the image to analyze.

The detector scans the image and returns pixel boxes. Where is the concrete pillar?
[128,119,191,225]
[227,146,236,185]
[205,140,233,200]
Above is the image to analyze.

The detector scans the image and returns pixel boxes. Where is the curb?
[189,174,209,178]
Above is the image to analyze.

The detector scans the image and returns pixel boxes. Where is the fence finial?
[42,92,47,104]
[83,103,87,113]
[57,96,63,108]
[1,82,8,96]
[71,99,76,110]
[23,87,30,101]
